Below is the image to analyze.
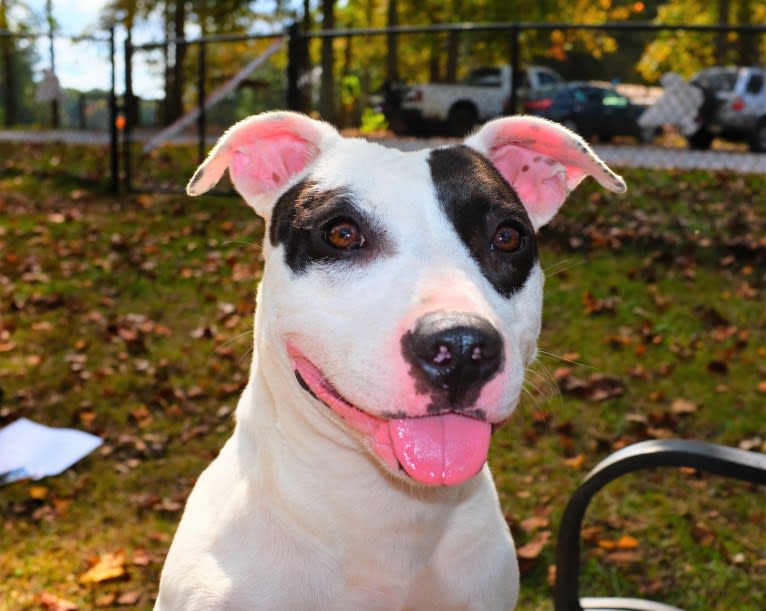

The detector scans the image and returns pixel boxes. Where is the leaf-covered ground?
[1,143,765,610]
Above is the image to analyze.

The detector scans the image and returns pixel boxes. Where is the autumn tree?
[100,0,272,126]
[318,0,335,122]
[638,0,764,82]
[0,0,17,125]
[0,0,40,127]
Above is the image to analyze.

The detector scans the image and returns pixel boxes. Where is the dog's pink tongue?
[390,414,491,486]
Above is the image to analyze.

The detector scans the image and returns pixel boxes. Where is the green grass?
[1,142,765,609]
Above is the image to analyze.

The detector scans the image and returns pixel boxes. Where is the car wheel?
[637,126,656,144]
[748,120,766,153]
[388,112,410,136]
[560,118,579,135]
[447,103,478,137]
[687,128,713,150]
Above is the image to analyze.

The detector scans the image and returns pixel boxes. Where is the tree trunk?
[164,0,187,125]
[386,0,399,83]
[715,0,730,64]
[0,0,17,126]
[162,7,171,125]
[318,0,335,123]
[735,1,755,66]
[46,0,59,128]
[296,0,312,113]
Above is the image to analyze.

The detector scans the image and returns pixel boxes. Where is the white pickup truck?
[392,65,564,136]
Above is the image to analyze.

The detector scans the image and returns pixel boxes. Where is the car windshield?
[691,68,738,92]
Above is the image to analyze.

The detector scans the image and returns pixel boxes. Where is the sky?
[25,0,169,98]
[22,0,287,99]
[25,0,122,93]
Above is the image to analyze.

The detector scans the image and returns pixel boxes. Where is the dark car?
[523,82,655,143]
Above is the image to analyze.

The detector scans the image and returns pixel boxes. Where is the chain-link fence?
[0,28,119,191]
[5,21,766,194]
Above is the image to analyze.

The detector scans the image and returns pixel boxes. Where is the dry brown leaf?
[95,593,116,607]
[40,592,78,611]
[563,454,586,469]
[117,591,141,606]
[671,398,698,415]
[519,515,550,533]
[606,550,643,566]
[517,530,552,560]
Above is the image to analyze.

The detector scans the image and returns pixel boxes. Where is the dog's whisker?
[536,349,594,370]
[521,375,553,410]
[213,329,255,352]
[222,239,263,253]
[543,258,585,277]
[238,345,255,367]
[529,361,564,404]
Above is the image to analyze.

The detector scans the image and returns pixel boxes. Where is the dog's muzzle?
[289,313,506,488]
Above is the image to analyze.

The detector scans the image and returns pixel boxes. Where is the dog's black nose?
[402,312,504,406]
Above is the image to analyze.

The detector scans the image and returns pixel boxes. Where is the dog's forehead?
[311,138,434,210]
[306,139,530,224]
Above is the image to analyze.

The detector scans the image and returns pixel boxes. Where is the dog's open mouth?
[289,348,492,487]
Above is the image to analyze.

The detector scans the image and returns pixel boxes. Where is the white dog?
[154,111,625,610]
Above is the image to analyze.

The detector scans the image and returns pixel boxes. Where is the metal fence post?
[286,21,301,111]
[508,24,520,115]
[123,31,134,193]
[197,39,207,164]
[108,26,119,195]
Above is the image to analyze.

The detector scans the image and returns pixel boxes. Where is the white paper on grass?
[0,417,103,484]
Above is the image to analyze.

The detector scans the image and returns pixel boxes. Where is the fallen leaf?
[671,398,698,415]
[706,360,729,376]
[616,535,640,549]
[519,515,550,533]
[517,530,552,573]
[606,550,643,566]
[132,548,153,566]
[40,592,78,611]
[117,591,141,606]
[79,550,126,584]
[739,437,763,451]
[563,454,585,469]
[29,485,49,500]
[692,521,715,546]
[95,593,116,607]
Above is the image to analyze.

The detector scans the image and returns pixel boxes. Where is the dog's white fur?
[155,112,625,610]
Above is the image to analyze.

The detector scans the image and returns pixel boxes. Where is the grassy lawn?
[1,142,765,610]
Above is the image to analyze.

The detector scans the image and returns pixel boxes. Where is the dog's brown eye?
[492,223,522,253]
[324,219,366,250]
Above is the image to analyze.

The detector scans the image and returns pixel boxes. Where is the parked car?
[390,65,563,136]
[686,66,766,151]
[523,82,656,143]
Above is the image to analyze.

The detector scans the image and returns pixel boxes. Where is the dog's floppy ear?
[464,116,626,230]
[186,111,340,215]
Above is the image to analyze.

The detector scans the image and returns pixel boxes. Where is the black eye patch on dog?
[270,179,390,274]
[427,145,538,298]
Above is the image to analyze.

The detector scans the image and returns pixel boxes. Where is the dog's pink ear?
[187,111,340,214]
[465,116,626,230]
